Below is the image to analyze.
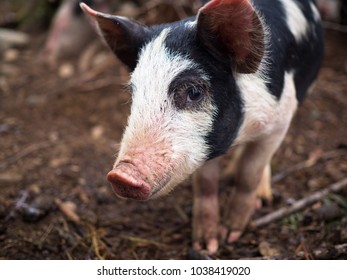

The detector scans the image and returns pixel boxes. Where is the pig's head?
[80,0,265,200]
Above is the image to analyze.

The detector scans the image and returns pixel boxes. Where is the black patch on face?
[204,73,244,159]
[164,22,244,159]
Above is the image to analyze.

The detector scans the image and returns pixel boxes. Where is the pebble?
[58,63,75,78]
[96,186,114,204]
[316,203,342,222]
[313,248,329,259]
[307,178,322,189]
[70,165,80,173]
[3,49,19,62]
[80,208,97,225]
[258,241,280,257]
[21,206,44,223]
[21,196,53,223]
[28,184,41,195]
[325,163,344,180]
[49,157,69,168]
[91,125,104,140]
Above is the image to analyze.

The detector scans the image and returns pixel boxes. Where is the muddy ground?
[1,23,347,259]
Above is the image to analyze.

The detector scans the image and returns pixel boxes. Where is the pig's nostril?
[107,168,151,200]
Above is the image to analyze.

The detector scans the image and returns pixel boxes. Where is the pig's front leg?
[192,158,220,254]
[224,129,287,243]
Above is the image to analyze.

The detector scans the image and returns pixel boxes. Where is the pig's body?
[81,0,324,253]
[316,0,347,23]
[42,0,110,65]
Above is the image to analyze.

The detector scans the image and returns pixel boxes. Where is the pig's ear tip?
[79,2,87,12]
[79,2,97,16]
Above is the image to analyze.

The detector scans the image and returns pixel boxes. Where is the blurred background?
[0,0,346,259]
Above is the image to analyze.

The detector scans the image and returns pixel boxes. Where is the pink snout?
[107,162,151,200]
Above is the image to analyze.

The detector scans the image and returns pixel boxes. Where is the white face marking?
[279,0,309,42]
[116,28,216,197]
[235,71,298,144]
[310,1,322,22]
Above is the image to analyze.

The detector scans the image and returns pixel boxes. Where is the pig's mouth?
[107,160,170,201]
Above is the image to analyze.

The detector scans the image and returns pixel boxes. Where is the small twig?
[313,243,347,259]
[335,244,347,255]
[0,141,53,170]
[44,61,118,97]
[172,3,189,19]
[87,227,110,260]
[91,229,104,260]
[252,178,347,228]
[123,236,168,248]
[135,0,165,19]
[295,239,313,260]
[55,198,81,224]
[78,76,122,92]
[39,222,54,244]
[135,0,190,20]
[174,204,189,223]
[5,190,29,221]
[323,21,347,33]
[272,149,345,184]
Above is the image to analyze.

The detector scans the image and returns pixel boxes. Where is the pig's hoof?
[227,231,242,244]
[256,164,273,202]
[255,197,263,209]
[193,223,220,254]
[193,238,219,254]
[219,225,243,244]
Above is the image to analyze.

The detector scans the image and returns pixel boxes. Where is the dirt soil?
[1,27,347,259]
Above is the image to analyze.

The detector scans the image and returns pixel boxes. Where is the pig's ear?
[197,0,265,73]
[80,3,149,70]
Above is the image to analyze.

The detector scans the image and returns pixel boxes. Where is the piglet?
[42,0,110,65]
[81,0,324,254]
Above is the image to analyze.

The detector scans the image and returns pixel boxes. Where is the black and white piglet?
[81,0,324,254]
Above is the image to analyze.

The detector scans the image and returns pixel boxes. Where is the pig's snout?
[107,162,151,200]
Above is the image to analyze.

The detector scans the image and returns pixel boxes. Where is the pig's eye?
[187,87,204,103]
[171,82,207,110]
